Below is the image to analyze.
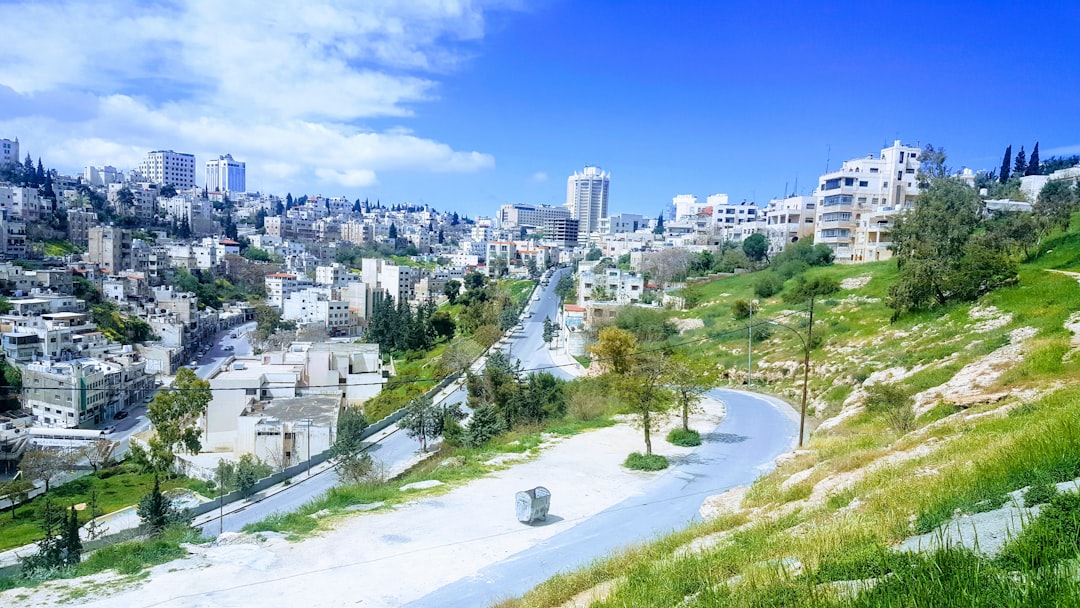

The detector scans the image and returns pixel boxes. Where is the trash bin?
[515,486,551,524]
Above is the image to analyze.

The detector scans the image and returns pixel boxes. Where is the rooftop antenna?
[783,181,788,199]
[824,144,831,174]
[793,176,798,196]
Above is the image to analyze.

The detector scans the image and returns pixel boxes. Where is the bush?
[864,383,916,433]
[774,260,809,280]
[751,325,773,343]
[625,452,669,471]
[731,299,752,320]
[753,273,785,298]
[666,428,701,447]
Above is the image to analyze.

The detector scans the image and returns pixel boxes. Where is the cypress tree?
[1026,142,1040,176]
[999,145,1013,184]
[35,158,45,187]
[1013,146,1027,177]
[64,505,82,566]
[388,223,398,240]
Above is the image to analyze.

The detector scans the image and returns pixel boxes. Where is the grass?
[363,341,450,422]
[0,465,203,552]
[42,239,85,257]
[666,428,702,447]
[573,355,591,368]
[0,525,201,591]
[624,452,668,471]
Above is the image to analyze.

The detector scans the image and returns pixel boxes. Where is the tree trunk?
[682,401,689,432]
[643,409,652,456]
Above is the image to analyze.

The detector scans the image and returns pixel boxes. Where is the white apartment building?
[709,196,760,239]
[84,165,123,186]
[814,140,921,263]
[0,137,18,166]
[315,263,351,288]
[205,154,246,194]
[577,267,645,306]
[567,166,610,243]
[24,356,152,428]
[265,273,299,307]
[498,203,571,230]
[282,288,353,333]
[360,258,421,304]
[672,194,709,221]
[762,196,817,254]
[598,213,648,234]
[140,150,196,190]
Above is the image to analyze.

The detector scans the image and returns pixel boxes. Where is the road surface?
[407,388,798,608]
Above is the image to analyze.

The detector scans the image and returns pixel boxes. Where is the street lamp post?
[766,320,811,447]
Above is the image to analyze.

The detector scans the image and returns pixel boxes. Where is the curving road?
[407,388,798,608]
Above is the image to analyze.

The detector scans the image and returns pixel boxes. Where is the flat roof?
[255,394,341,426]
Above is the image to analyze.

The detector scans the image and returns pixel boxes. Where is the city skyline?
[1,1,1078,216]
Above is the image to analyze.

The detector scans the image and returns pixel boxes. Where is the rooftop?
[250,394,342,426]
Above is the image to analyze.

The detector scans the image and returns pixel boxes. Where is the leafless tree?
[82,439,117,472]
[640,249,693,287]
[19,447,78,492]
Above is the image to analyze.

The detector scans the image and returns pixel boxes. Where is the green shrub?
[666,428,701,447]
[753,273,785,298]
[864,382,916,433]
[624,453,668,471]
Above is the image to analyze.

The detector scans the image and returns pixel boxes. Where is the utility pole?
[747,301,753,387]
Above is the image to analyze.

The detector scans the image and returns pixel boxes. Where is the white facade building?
[0,138,17,166]
[498,203,571,230]
[205,154,246,194]
[140,150,196,190]
[813,140,922,263]
[762,195,817,254]
[567,166,610,243]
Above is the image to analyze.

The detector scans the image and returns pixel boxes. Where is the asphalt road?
[406,388,799,608]
[200,273,571,535]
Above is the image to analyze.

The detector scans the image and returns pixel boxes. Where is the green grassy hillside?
[499,222,1080,607]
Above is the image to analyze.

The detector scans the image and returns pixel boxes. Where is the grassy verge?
[624,453,668,471]
[0,465,204,552]
[363,341,449,422]
[0,525,202,592]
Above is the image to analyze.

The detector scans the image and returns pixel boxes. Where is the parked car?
[223,345,234,351]
[104,425,117,434]
[114,411,129,420]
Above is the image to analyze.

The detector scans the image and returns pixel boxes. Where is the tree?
[888,178,990,315]
[1026,142,1040,176]
[19,447,75,492]
[917,144,949,187]
[1034,180,1077,231]
[443,279,461,304]
[81,438,116,472]
[526,257,539,278]
[614,306,677,343]
[388,223,398,240]
[145,367,211,473]
[63,505,82,567]
[585,247,602,261]
[653,214,665,234]
[554,274,575,301]
[159,184,177,198]
[588,326,638,375]
[84,488,105,540]
[613,347,674,456]
[666,353,717,432]
[742,233,769,264]
[463,404,503,448]
[437,338,482,377]
[20,497,65,575]
[431,310,456,342]
[542,317,556,345]
[333,407,369,455]
[999,145,1013,184]
[1014,146,1027,177]
[399,395,440,452]
[0,478,33,519]
[234,454,267,497]
[137,476,189,536]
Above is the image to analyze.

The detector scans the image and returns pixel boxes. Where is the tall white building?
[566,166,610,243]
[0,138,18,166]
[140,150,196,190]
[813,140,922,263]
[205,154,246,194]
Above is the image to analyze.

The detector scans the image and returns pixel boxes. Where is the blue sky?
[1,1,1078,217]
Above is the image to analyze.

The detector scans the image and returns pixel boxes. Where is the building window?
[870,168,879,173]
[844,178,855,186]
[859,181,869,187]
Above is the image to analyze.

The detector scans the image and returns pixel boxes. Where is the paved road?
[200,274,571,535]
[407,388,798,608]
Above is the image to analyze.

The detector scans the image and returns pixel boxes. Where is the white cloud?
[0,0,513,194]
[1044,144,1080,157]
[529,171,549,183]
